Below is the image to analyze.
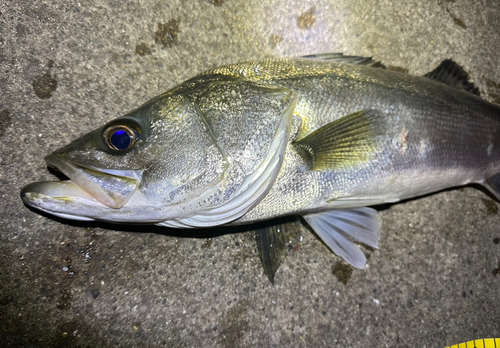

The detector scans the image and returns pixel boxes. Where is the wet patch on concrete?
[217,300,250,348]
[0,295,13,305]
[90,289,100,299]
[493,262,500,276]
[135,42,152,56]
[298,7,316,29]
[32,60,57,99]
[269,34,283,49]
[332,261,353,285]
[0,109,12,136]
[438,1,467,29]
[451,16,467,29]
[155,20,180,48]
[481,198,498,215]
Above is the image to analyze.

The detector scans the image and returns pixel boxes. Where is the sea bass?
[21,54,500,269]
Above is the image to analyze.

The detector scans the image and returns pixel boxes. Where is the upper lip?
[44,154,143,209]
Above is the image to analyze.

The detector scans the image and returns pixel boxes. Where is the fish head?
[21,79,297,226]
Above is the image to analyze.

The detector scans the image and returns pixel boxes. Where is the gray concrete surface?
[1,0,500,347]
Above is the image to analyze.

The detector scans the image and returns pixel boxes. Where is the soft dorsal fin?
[300,53,385,69]
[424,59,480,96]
[294,109,385,171]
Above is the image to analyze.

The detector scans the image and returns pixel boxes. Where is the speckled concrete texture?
[1,0,500,347]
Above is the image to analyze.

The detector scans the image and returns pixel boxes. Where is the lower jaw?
[44,154,141,209]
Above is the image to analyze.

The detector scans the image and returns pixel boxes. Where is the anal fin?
[303,208,380,269]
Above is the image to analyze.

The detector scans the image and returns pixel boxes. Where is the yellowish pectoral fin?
[293,109,386,171]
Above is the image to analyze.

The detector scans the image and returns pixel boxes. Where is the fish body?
[212,58,500,222]
[21,55,500,268]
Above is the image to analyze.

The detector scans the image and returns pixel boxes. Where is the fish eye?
[103,124,140,152]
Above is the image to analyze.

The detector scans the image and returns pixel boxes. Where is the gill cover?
[158,79,298,227]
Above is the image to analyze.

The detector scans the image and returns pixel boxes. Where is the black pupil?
[110,129,131,150]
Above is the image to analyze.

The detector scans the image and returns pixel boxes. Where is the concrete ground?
[1,0,499,347]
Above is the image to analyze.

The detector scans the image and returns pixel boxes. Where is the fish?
[21,54,500,272]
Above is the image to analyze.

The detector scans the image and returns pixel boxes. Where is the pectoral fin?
[294,109,385,171]
[303,208,380,269]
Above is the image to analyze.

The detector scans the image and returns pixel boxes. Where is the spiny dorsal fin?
[294,109,385,171]
[424,59,480,96]
[300,53,385,69]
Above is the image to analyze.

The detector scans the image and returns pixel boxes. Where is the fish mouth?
[21,154,143,210]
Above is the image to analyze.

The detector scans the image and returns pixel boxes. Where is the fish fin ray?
[303,208,380,269]
[255,218,298,284]
[424,59,480,96]
[300,53,385,69]
[294,109,385,171]
[483,173,500,201]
